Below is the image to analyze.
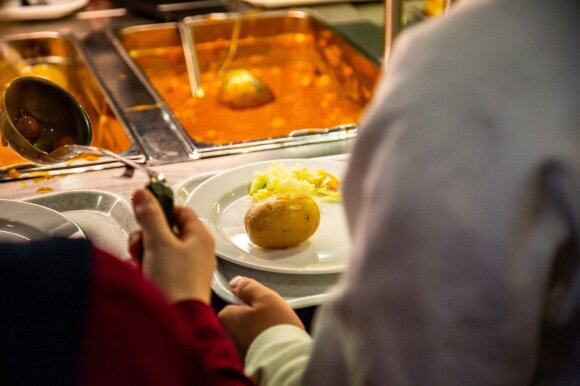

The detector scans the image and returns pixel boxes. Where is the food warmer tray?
[0,31,143,182]
[114,10,380,159]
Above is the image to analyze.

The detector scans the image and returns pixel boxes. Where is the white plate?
[0,0,88,21]
[0,199,85,242]
[183,158,350,274]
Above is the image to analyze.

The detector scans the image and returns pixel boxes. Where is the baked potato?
[244,193,320,248]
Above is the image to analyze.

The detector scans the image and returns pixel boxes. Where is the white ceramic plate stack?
[176,157,350,308]
[0,0,89,21]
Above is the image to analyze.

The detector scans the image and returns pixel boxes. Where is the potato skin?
[244,193,320,248]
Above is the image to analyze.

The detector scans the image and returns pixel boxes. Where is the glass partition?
[385,0,459,56]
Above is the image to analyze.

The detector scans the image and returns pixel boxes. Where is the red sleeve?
[81,246,254,386]
[173,300,255,386]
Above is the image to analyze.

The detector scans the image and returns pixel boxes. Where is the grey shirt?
[307,0,580,384]
[245,0,580,385]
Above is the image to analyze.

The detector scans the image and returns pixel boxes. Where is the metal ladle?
[216,13,274,109]
[0,76,175,226]
[179,13,274,109]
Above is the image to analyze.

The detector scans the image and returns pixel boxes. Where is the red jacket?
[83,247,255,386]
[0,239,254,386]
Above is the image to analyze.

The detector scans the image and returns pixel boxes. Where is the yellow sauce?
[36,186,53,194]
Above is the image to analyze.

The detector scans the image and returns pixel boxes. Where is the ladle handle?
[68,145,176,228]
[146,177,176,229]
[178,22,204,98]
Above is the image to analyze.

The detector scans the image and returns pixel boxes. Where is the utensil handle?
[134,179,175,264]
[146,178,176,229]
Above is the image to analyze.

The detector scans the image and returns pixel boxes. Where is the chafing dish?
[116,10,381,157]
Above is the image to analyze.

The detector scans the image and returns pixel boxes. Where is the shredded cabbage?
[249,162,341,203]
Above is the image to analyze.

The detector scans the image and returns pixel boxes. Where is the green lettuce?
[249,162,341,203]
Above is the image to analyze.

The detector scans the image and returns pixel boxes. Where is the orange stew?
[132,33,365,144]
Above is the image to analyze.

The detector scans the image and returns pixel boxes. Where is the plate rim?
[0,198,85,241]
[183,158,350,274]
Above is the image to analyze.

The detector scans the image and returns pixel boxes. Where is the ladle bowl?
[1,76,92,165]
[218,69,274,109]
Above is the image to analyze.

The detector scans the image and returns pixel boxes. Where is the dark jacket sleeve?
[0,238,91,386]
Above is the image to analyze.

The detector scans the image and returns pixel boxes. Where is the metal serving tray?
[116,10,380,159]
[0,31,140,182]
[24,189,138,259]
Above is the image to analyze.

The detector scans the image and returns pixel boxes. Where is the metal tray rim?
[114,9,375,161]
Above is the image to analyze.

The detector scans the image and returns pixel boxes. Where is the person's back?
[320,0,580,384]
[219,0,580,385]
